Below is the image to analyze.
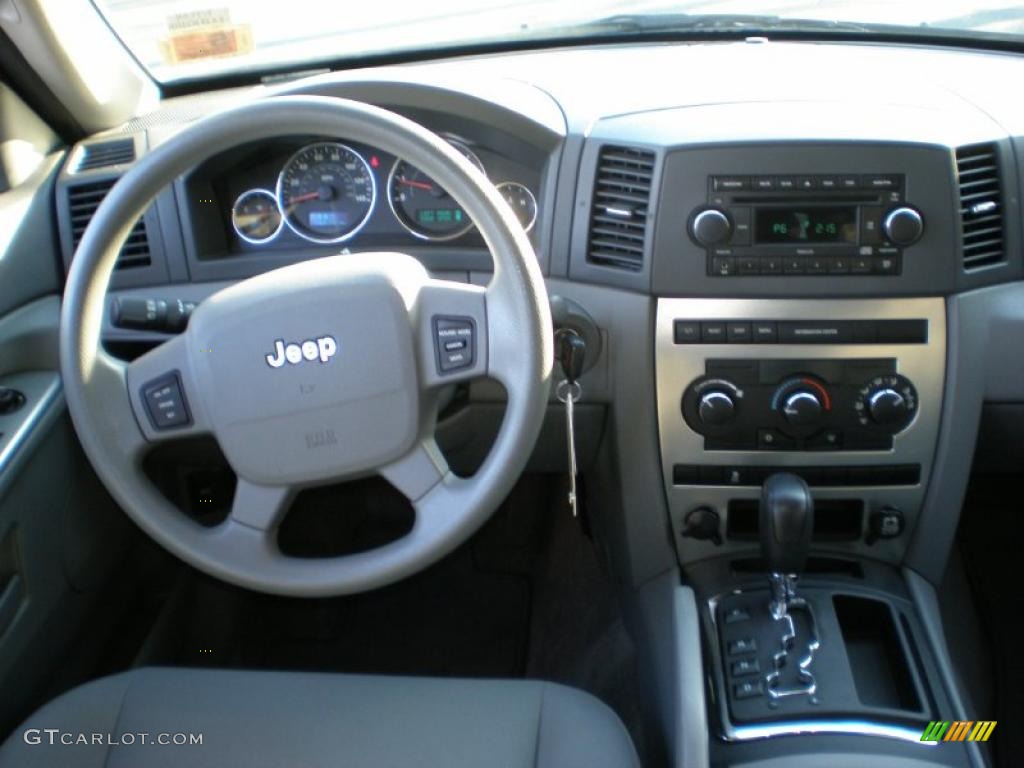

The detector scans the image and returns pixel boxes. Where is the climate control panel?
[681,359,918,451]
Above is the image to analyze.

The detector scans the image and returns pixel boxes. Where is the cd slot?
[731,195,881,205]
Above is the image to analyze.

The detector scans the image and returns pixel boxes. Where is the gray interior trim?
[0,371,62,499]
[907,282,1024,584]
[904,568,989,768]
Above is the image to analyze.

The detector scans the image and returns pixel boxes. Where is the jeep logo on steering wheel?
[265,335,338,368]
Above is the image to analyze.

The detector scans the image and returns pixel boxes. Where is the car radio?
[689,174,924,277]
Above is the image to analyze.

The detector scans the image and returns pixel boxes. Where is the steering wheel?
[60,96,552,597]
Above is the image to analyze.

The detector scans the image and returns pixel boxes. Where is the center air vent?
[587,145,655,271]
[66,179,151,269]
[955,143,1005,271]
[74,138,136,172]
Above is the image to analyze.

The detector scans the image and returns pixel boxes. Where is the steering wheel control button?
[141,373,192,430]
[434,316,476,373]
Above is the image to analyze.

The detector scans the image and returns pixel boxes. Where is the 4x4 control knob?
[698,391,736,426]
[883,207,924,246]
[867,388,907,426]
[690,209,732,246]
[781,391,822,427]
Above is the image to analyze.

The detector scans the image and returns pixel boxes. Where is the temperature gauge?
[231,189,282,244]
[496,181,537,233]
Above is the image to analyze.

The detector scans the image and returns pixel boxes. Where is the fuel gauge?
[232,189,283,244]
[496,182,537,233]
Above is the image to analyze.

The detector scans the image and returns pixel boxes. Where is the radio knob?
[698,390,736,426]
[781,391,822,426]
[868,388,908,426]
[883,207,924,246]
[691,208,733,246]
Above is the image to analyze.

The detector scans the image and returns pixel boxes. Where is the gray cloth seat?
[0,667,640,767]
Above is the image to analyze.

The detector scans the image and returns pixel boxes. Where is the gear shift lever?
[760,473,814,619]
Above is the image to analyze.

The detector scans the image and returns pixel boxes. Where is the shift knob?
[760,473,814,575]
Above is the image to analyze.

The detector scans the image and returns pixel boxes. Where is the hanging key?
[555,329,586,517]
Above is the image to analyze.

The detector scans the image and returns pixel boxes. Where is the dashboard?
[52,41,1024,588]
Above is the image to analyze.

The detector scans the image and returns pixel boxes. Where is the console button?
[776,176,797,191]
[672,465,700,485]
[711,256,735,276]
[724,607,750,624]
[701,322,727,343]
[783,256,806,274]
[828,256,851,274]
[795,177,815,190]
[727,322,752,343]
[839,176,860,190]
[674,320,701,344]
[761,256,782,274]
[728,637,757,656]
[852,257,872,274]
[807,429,843,450]
[875,255,900,275]
[739,256,761,275]
[752,177,775,191]
[733,680,762,700]
[867,175,901,190]
[778,321,850,343]
[142,373,191,430]
[731,658,760,677]
[806,257,827,274]
[731,207,752,245]
[758,428,796,450]
[818,177,839,190]
[714,177,749,191]
[752,322,777,343]
[860,207,883,244]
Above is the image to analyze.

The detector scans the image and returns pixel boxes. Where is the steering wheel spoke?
[229,478,294,532]
[380,437,451,502]
[412,279,488,388]
[124,332,211,444]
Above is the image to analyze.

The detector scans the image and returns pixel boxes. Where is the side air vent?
[66,179,151,269]
[955,143,1005,271]
[587,145,655,271]
[74,138,136,172]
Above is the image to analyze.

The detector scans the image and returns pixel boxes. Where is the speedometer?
[277,142,376,243]
[387,139,484,241]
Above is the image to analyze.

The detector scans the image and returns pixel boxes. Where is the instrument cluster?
[224,135,538,250]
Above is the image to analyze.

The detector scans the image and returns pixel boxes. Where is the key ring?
[555,379,582,403]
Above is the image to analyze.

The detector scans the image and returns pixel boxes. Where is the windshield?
[94,1,1024,83]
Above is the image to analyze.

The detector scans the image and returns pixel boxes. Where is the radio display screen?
[755,207,857,244]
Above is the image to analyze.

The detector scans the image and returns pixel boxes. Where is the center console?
[657,296,945,566]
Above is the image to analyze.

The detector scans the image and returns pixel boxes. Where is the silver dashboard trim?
[656,298,946,566]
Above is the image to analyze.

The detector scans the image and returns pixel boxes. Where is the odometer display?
[277,142,376,243]
[388,139,483,241]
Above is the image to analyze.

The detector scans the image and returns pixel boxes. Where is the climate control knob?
[782,391,822,427]
[867,388,908,426]
[690,208,732,246]
[698,390,736,427]
[883,207,924,246]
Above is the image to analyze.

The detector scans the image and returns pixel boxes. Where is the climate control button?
[856,374,918,433]
[867,388,907,426]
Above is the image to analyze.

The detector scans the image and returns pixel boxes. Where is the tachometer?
[387,139,484,241]
[231,188,282,244]
[277,142,376,243]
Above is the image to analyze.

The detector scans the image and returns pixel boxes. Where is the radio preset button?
[783,257,805,274]
[711,256,735,275]
[852,257,872,274]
